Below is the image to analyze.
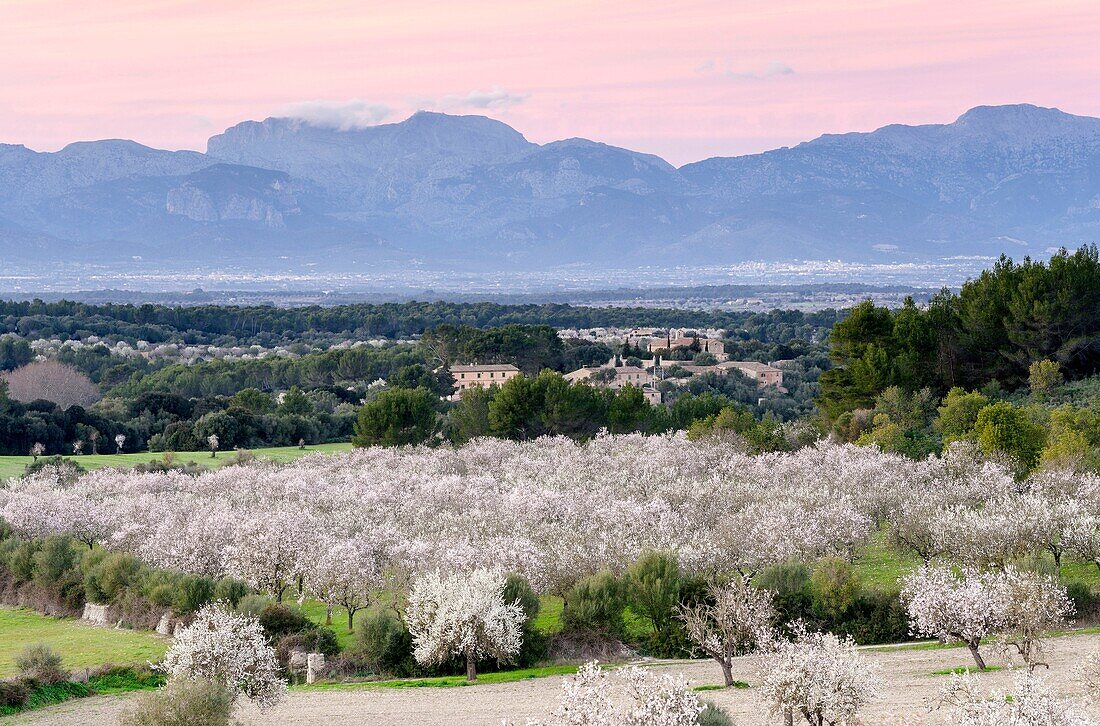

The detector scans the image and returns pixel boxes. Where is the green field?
[0,607,167,678]
[0,442,354,481]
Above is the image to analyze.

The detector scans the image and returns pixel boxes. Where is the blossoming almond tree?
[159,602,287,709]
[900,565,1009,671]
[941,671,1091,726]
[306,536,388,632]
[406,568,526,681]
[754,624,880,726]
[548,660,705,726]
[678,576,774,687]
[995,566,1074,671]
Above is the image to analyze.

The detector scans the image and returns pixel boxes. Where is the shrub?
[624,551,681,639]
[1065,581,1100,622]
[7,540,41,583]
[23,456,85,481]
[757,563,813,628]
[698,702,735,726]
[143,570,183,609]
[0,680,30,709]
[214,578,249,608]
[236,594,273,620]
[500,573,549,666]
[353,609,417,677]
[83,551,146,604]
[811,557,859,623]
[31,537,76,585]
[173,576,216,614]
[562,570,625,637]
[840,589,910,645]
[119,678,235,726]
[15,644,67,684]
[258,603,314,640]
[219,449,256,467]
[503,573,540,620]
[274,628,340,669]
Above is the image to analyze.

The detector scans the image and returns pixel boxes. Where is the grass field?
[0,442,354,481]
[0,607,167,678]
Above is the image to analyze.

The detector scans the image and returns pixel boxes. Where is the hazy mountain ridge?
[1,104,1098,270]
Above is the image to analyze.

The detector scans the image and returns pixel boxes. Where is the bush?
[236,594,273,620]
[30,536,78,585]
[1066,581,1100,621]
[83,551,146,604]
[0,680,30,709]
[23,456,85,481]
[15,644,67,684]
[7,540,41,583]
[501,573,549,667]
[624,551,681,638]
[811,557,859,623]
[839,588,910,645]
[353,609,418,677]
[258,603,314,640]
[757,563,813,628]
[562,571,625,637]
[275,627,340,670]
[503,573,540,620]
[173,576,216,614]
[213,578,249,608]
[119,678,235,726]
[698,702,735,726]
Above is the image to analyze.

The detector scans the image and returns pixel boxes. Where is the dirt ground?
[10,633,1100,725]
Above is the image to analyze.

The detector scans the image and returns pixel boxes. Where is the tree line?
[820,246,1100,419]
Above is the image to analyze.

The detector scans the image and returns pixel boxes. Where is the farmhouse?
[449,363,521,398]
[717,360,784,388]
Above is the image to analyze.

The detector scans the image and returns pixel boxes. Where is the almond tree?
[901,565,1008,671]
[678,576,774,687]
[755,624,880,726]
[995,566,1074,671]
[306,536,387,632]
[942,670,1090,726]
[114,434,126,454]
[546,660,704,726]
[160,602,287,709]
[406,568,526,681]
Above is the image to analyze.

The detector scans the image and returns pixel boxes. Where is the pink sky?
[2,0,1098,165]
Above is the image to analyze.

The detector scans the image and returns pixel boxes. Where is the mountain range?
[2,104,1098,272]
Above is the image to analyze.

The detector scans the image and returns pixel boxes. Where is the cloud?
[276,99,392,130]
[697,60,795,80]
[726,61,795,80]
[436,86,529,111]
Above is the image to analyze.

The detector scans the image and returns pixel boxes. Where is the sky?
[2,0,1099,165]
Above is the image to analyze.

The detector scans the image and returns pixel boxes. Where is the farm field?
[0,607,166,679]
[0,443,354,481]
[10,631,1100,725]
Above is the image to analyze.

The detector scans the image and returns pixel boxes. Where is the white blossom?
[406,568,526,681]
[159,602,287,709]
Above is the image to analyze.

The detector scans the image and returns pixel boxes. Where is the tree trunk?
[348,608,357,633]
[784,708,793,726]
[720,660,734,687]
[325,604,332,626]
[967,641,987,670]
[466,652,477,682]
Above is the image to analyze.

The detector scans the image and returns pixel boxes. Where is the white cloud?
[726,61,795,80]
[436,86,529,111]
[276,99,392,130]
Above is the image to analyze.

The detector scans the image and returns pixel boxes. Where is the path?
[10,633,1100,725]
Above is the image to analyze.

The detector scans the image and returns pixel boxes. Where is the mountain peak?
[950,104,1100,139]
